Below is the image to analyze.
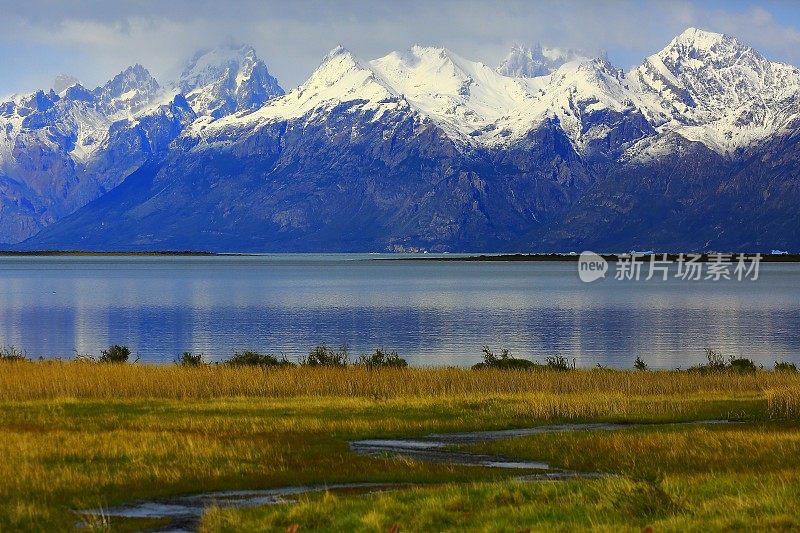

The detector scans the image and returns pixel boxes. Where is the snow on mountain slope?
[629,27,800,152]
[1,88,110,168]
[178,44,284,118]
[369,45,536,142]
[195,45,572,148]
[1,45,288,171]
[0,63,171,171]
[504,58,654,152]
[278,46,398,117]
[196,44,649,152]
[497,44,589,77]
[206,30,796,155]
[191,46,408,146]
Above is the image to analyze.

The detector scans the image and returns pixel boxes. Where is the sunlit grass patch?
[201,472,800,532]
[2,360,800,401]
[0,363,798,530]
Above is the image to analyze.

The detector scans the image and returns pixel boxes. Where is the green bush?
[729,357,757,373]
[99,345,131,363]
[472,346,540,370]
[775,361,799,373]
[694,349,759,373]
[356,349,408,368]
[177,352,207,366]
[302,345,349,367]
[633,356,648,371]
[701,348,728,372]
[225,351,293,367]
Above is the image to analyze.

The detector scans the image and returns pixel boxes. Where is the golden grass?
[766,386,800,418]
[1,362,797,530]
[2,361,799,401]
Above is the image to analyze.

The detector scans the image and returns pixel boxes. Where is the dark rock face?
[20,97,800,253]
[0,73,193,244]
[24,104,595,252]
[535,131,800,252]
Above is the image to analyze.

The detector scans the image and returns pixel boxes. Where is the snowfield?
[187,28,800,157]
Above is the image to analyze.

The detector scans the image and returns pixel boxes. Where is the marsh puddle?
[350,420,731,471]
[77,483,397,532]
[77,420,730,531]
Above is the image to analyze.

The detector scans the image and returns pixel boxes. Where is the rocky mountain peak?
[178,44,284,119]
[633,26,800,137]
[95,64,160,114]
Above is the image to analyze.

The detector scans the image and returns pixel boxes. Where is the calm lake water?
[1,254,798,368]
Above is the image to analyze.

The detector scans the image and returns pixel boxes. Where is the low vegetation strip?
[2,361,800,401]
[0,360,797,531]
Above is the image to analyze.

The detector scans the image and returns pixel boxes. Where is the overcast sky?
[2,0,800,96]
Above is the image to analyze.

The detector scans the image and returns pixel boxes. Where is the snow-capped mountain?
[193,29,798,157]
[0,45,284,243]
[95,64,161,115]
[197,44,647,154]
[629,28,800,152]
[6,28,800,252]
[200,45,535,148]
[497,43,589,77]
[178,44,284,118]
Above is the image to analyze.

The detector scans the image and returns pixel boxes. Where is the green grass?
[203,422,800,532]
[467,422,800,478]
[202,474,800,532]
[1,364,799,531]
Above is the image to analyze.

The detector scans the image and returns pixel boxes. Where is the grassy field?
[2,361,800,531]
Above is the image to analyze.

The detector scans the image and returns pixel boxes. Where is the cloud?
[0,0,799,95]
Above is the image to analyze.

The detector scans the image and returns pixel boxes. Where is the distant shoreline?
[405,252,800,262]
[0,251,798,262]
[0,250,220,257]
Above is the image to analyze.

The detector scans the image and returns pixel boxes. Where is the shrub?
[729,357,757,373]
[356,349,408,368]
[545,355,572,371]
[472,346,540,370]
[177,352,206,366]
[775,361,798,373]
[0,345,28,362]
[633,356,648,371]
[99,345,131,363]
[302,345,350,367]
[226,351,293,367]
[694,348,759,373]
[702,348,728,372]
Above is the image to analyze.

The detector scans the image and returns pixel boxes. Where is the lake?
[0,254,798,368]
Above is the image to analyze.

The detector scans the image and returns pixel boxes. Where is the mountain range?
[2,29,799,252]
